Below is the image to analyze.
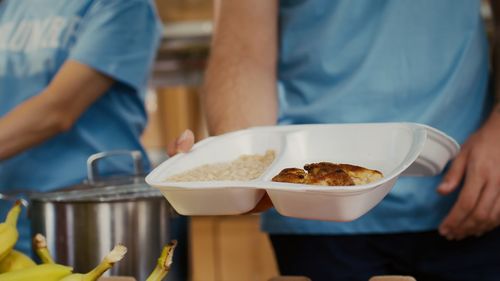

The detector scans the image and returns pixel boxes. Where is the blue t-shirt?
[0,0,162,251]
[0,0,162,190]
[262,0,491,234]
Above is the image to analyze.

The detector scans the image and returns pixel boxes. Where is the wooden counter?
[190,215,279,281]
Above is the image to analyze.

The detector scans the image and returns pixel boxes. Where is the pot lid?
[29,151,164,203]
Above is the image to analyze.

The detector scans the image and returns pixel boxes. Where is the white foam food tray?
[146,123,459,221]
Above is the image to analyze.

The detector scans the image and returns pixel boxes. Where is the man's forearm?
[202,0,279,135]
[202,52,278,135]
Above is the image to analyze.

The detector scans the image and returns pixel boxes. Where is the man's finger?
[454,215,479,240]
[244,194,273,214]
[175,129,195,153]
[470,181,500,237]
[453,182,493,240]
[439,162,483,238]
[455,180,498,240]
[487,196,500,231]
[166,141,177,157]
[166,129,195,157]
[437,146,469,195]
[480,183,500,234]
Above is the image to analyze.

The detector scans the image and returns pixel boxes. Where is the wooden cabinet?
[155,0,213,23]
[141,86,207,150]
[190,216,279,281]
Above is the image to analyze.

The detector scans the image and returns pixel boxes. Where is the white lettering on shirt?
[0,16,82,52]
[47,17,66,48]
[28,19,53,50]
[0,23,14,49]
[9,21,32,51]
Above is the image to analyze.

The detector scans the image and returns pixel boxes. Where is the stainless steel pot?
[27,151,175,281]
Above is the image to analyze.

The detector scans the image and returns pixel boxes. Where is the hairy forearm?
[0,91,73,160]
[202,52,278,135]
[202,0,279,135]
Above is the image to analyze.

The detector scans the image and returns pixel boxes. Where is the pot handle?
[87,150,144,185]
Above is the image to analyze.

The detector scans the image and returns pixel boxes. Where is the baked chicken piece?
[304,162,355,186]
[272,168,307,184]
[272,162,383,186]
[338,163,383,185]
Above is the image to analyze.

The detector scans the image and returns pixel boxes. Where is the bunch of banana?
[0,200,178,281]
[0,201,38,275]
[0,201,22,262]
[59,244,127,281]
[146,240,177,281]
[33,234,55,264]
[0,244,127,281]
[0,250,36,273]
[0,264,73,281]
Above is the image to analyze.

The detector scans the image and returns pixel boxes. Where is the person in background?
[0,0,162,253]
[172,0,500,280]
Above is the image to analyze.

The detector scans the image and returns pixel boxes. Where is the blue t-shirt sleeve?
[69,0,162,91]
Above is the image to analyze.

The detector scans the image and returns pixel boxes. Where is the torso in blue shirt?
[262,0,491,234]
[0,0,162,251]
[0,0,162,191]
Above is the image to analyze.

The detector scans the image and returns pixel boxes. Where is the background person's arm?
[202,0,279,135]
[0,60,113,160]
[437,1,500,240]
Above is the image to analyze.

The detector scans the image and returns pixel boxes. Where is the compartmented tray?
[146,123,459,221]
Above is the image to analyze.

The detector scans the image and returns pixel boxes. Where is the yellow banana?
[33,233,55,264]
[59,244,127,281]
[146,240,177,281]
[0,263,72,281]
[0,250,36,273]
[0,201,22,262]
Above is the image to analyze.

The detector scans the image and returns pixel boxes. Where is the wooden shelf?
[190,216,279,281]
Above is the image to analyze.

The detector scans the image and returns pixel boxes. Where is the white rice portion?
[166,150,276,182]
